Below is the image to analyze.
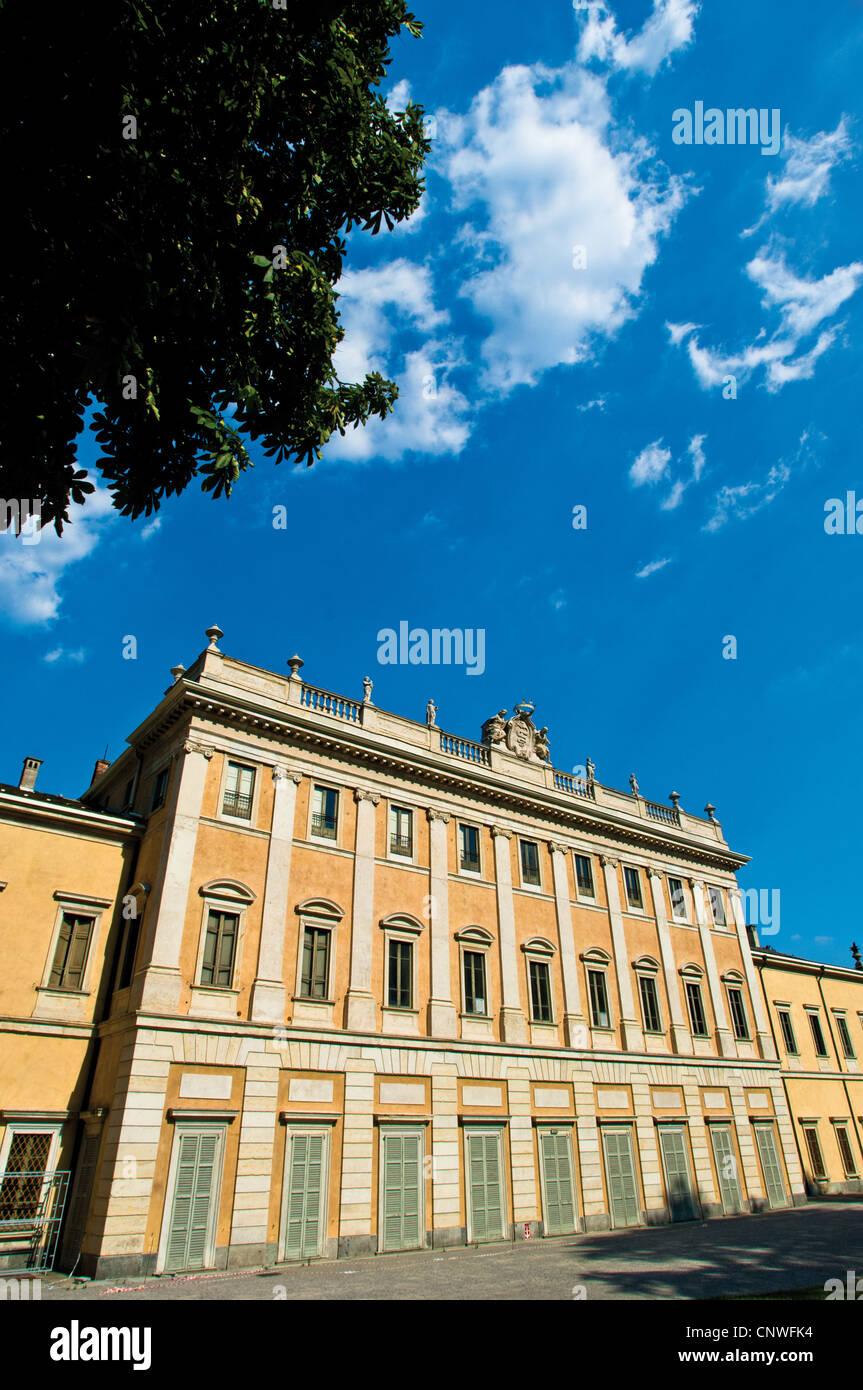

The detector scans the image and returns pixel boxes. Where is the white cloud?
[574,0,699,76]
[766,119,852,214]
[654,434,707,509]
[576,395,609,412]
[386,79,413,113]
[0,486,116,626]
[688,433,706,481]
[43,647,86,664]
[328,261,470,462]
[670,251,863,392]
[549,588,568,611]
[140,517,162,540]
[630,440,671,486]
[635,556,672,578]
[703,430,818,533]
[666,319,700,345]
[440,62,688,393]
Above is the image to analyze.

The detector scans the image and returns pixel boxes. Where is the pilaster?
[250,767,302,1024]
[344,790,380,1032]
[491,826,527,1045]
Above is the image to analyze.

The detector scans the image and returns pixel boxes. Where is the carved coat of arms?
[481,701,551,763]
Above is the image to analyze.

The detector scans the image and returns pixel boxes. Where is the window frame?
[387,803,415,862]
[776,1007,798,1055]
[458,821,482,877]
[707,885,727,928]
[456,927,493,1017]
[806,1008,829,1059]
[39,892,111,998]
[634,959,663,1035]
[583,950,613,1031]
[292,899,344,1014]
[724,977,750,1041]
[218,757,259,825]
[667,876,688,922]
[833,1011,856,1060]
[0,1122,64,1223]
[832,1122,858,1178]
[522,938,556,1025]
[193,879,255,996]
[801,1122,826,1181]
[380,914,424,1017]
[149,763,171,813]
[308,782,341,845]
[623,865,644,913]
[518,838,542,891]
[680,966,709,1038]
[573,852,596,902]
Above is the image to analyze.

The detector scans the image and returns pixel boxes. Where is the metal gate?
[0,1171,70,1274]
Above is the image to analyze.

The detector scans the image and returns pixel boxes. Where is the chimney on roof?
[89,758,111,787]
[18,756,42,791]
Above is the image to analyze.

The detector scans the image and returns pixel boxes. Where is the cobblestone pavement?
[39,1201,863,1301]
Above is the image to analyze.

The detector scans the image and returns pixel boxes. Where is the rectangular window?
[463,951,486,1015]
[116,915,141,991]
[727,987,750,1040]
[460,824,480,873]
[48,912,95,991]
[387,939,413,1010]
[708,886,726,926]
[623,866,643,910]
[389,806,413,858]
[529,960,552,1023]
[150,766,169,811]
[222,761,255,819]
[808,1011,828,1058]
[835,1013,856,1060]
[638,975,662,1033]
[777,1009,798,1055]
[301,926,330,999]
[685,980,708,1037]
[668,877,686,920]
[200,910,238,988]
[520,839,541,887]
[588,969,610,1029]
[802,1125,826,1180]
[0,1132,53,1221]
[574,854,594,897]
[311,785,338,841]
[835,1125,858,1177]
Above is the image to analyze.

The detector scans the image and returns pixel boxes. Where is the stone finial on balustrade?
[287,654,304,680]
[170,663,186,683]
[669,790,681,810]
[851,941,863,972]
[704,803,716,821]
[205,623,223,651]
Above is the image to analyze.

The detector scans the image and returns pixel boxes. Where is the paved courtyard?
[39,1201,863,1301]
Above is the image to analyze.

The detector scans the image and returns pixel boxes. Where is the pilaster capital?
[688,876,704,892]
[548,840,570,856]
[647,866,663,881]
[426,808,451,824]
[182,739,214,759]
[599,854,618,869]
[272,765,302,785]
[491,824,513,840]
[354,788,381,806]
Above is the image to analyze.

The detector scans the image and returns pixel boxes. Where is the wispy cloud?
[574,0,699,77]
[635,556,672,578]
[0,486,116,627]
[743,119,853,236]
[703,432,818,533]
[630,440,672,486]
[43,647,86,664]
[669,251,863,392]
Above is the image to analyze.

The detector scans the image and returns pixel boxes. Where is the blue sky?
[2,0,862,967]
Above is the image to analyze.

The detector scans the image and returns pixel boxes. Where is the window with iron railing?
[389,806,413,857]
[311,786,339,840]
[520,839,541,887]
[222,761,255,820]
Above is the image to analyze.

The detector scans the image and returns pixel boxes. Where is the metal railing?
[0,1172,69,1274]
[222,790,252,818]
[311,813,337,839]
[390,834,413,856]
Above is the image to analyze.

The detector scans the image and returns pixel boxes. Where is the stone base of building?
[226,1241,278,1270]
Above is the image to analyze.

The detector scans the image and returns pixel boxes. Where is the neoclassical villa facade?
[1,627,861,1278]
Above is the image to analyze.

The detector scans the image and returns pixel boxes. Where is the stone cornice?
[105,680,748,876]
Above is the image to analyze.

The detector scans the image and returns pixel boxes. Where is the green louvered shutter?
[602,1127,640,1228]
[49,914,93,989]
[658,1126,699,1222]
[284,1134,325,1259]
[381,1132,422,1251]
[540,1132,576,1235]
[466,1132,504,1243]
[165,1131,220,1272]
[709,1125,743,1213]
[754,1124,788,1208]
